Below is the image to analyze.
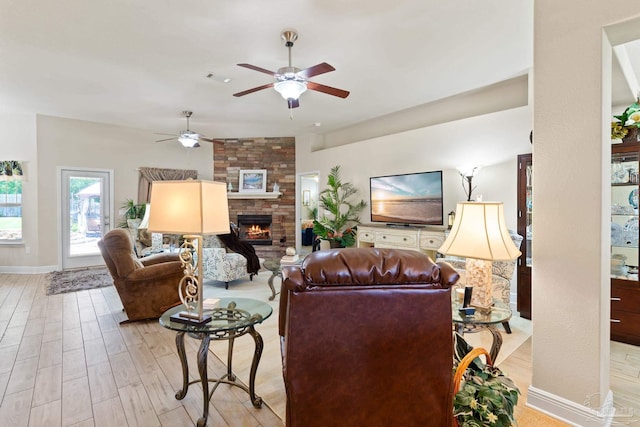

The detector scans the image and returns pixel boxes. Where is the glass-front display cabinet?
[517,154,532,320]
[611,142,640,346]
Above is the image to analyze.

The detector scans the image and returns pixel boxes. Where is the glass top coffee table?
[452,299,512,362]
[159,298,273,427]
[263,257,303,300]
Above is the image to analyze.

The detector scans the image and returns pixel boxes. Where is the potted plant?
[313,165,367,248]
[453,334,520,427]
[612,99,640,143]
[118,199,146,228]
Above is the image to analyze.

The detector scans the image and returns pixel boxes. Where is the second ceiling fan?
[233,30,350,109]
[155,111,217,148]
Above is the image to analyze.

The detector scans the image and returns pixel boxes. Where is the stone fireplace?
[237,214,272,246]
[213,136,295,258]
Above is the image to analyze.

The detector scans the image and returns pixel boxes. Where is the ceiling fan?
[233,29,350,109]
[155,111,216,148]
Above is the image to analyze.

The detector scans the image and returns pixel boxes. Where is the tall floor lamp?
[148,180,230,324]
[439,201,521,310]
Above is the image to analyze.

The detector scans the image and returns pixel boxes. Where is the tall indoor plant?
[313,165,367,248]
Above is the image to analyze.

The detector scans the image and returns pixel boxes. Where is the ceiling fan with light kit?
[233,29,350,110]
[155,111,217,148]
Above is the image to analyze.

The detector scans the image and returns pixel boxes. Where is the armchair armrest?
[140,252,180,266]
[126,261,184,282]
[440,257,466,271]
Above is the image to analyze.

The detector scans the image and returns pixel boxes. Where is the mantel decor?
[239,169,267,193]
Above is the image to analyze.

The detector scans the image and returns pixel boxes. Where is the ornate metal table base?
[455,323,503,362]
[173,319,265,426]
[267,271,280,301]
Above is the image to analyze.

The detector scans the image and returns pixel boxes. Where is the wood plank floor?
[0,271,637,426]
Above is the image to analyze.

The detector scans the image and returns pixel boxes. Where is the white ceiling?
[0,1,636,142]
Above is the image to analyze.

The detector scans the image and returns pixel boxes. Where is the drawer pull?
[403,238,407,241]
[611,319,621,323]
[611,297,621,301]
[429,239,434,244]
[382,236,386,239]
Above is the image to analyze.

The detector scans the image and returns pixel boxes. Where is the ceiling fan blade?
[237,63,277,76]
[233,83,275,97]
[155,137,177,142]
[307,81,350,99]
[199,137,225,143]
[297,62,335,79]
[155,132,177,136]
[288,98,300,109]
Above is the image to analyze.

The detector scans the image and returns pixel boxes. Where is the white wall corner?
[527,386,619,427]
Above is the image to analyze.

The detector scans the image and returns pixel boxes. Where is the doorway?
[297,171,320,253]
[60,168,113,269]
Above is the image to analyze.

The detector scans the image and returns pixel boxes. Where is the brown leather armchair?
[280,248,460,427]
[98,228,184,323]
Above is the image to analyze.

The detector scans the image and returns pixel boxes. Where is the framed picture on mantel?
[239,169,267,192]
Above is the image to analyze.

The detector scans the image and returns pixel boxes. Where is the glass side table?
[263,257,302,300]
[159,298,273,427]
[452,299,512,362]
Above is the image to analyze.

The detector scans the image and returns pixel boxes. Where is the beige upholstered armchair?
[440,230,523,333]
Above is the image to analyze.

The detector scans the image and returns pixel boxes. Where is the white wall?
[0,114,214,271]
[296,106,532,233]
[531,1,640,422]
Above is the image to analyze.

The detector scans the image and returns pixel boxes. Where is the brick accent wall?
[213,137,296,258]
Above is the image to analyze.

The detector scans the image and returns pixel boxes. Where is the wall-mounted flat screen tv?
[370,170,443,225]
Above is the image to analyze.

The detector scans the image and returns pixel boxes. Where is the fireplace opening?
[237,214,272,246]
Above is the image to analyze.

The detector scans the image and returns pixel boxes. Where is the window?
[0,161,23,242]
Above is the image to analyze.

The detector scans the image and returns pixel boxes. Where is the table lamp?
[438,201,521,310]
[148,180,230,324]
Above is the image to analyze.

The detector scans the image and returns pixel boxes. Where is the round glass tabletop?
[159,297,273,333]
[451,299,511,325]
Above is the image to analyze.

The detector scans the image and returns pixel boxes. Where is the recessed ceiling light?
[313,122,322,127]
[206,73,232,84]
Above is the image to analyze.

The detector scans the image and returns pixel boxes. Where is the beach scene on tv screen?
[370,172,443,224]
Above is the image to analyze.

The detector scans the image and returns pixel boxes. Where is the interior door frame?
[296,170,320,253]
[58,167,114,270]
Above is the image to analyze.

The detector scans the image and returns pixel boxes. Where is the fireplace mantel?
[227,191,282,200]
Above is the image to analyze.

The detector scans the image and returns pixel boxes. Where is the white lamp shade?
[439,201,521,261]
[147,180,230,235]
[138,203,151,229]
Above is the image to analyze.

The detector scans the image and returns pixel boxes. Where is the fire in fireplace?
[237,214,272,246]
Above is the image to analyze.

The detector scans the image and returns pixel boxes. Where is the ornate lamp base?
[465,257,493,311]
[170,312,212,325]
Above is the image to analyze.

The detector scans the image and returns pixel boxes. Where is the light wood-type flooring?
[0,271,637,426]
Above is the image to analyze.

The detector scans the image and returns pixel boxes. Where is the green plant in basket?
[453,334,520,427]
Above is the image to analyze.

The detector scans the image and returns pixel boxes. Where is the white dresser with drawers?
[356,223,446,260]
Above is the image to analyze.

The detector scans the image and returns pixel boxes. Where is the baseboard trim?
[527,386,616,427]
[0,265,57,274]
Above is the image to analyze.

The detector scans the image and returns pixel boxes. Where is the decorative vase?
[623,127,640,144]
[273,183,280,192]
[329,240,344,249]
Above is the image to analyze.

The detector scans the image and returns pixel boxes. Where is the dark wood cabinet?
[611,142,640,345]
[517,154,532,319]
